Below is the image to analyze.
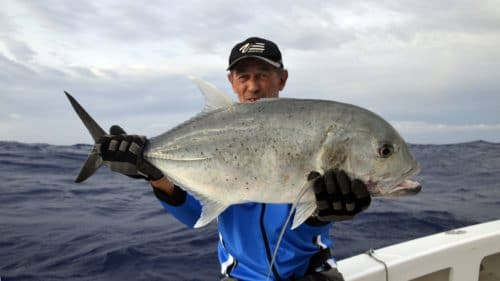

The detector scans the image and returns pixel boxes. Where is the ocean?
[1,140,500,280]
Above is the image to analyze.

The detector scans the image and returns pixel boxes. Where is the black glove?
[309,169,371,222]
[96,125,163,181]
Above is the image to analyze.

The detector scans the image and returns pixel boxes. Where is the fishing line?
[366,249,389,281]
[265,180,312,281]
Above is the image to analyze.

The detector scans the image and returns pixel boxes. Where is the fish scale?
[66,77,420,231]
[146,100,325,202]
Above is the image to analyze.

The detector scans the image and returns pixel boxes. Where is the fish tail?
[65,91,106,182]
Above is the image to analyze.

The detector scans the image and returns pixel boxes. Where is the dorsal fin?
[189,76,234,112]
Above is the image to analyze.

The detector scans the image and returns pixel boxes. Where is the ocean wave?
[1,141,499,280]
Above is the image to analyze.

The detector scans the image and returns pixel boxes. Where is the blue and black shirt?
[154,187,336,281]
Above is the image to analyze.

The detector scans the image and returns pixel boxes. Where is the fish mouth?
[368,164,422,197]
[386,179,422,196]
[369,179,422,197]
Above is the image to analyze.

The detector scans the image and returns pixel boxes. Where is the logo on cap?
[228,37,283,70]
[239,42,265,54]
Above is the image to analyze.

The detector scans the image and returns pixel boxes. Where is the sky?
[1,0,499,145]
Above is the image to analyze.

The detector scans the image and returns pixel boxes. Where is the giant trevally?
[66,77,420,230]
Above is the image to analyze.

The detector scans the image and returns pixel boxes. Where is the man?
[97,37,371,280]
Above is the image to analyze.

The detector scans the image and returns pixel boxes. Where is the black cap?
[227,37,283,70]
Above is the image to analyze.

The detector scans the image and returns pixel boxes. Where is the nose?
[247,78,260,93]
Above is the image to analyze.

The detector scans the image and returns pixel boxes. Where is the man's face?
[228,58,288,103]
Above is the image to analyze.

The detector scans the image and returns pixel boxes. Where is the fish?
[66,77,421,230]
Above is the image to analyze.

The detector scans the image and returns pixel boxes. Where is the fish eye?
[378,143,394,158]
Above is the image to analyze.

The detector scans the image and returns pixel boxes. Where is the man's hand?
[309,169,371,222]
[96,125,163,181]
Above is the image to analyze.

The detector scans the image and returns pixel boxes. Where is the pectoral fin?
[193,198,228,228]
[267,178,317,280]
[292,201,317,229]
[290,178,318,230]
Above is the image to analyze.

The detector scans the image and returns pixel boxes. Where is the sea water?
[1,141,500,280]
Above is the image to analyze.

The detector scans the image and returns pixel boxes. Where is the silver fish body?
[145,97,420,228]
[66,78,420,229]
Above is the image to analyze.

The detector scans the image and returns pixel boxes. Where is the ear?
[227,72,238,91]
[279,69,289,91]
[227,72,236,93]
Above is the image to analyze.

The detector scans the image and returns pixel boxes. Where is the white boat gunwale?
[337,219,500,281]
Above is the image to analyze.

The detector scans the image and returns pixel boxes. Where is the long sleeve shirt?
[155,189,335,281]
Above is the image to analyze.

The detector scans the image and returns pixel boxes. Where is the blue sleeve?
[154,187,202,228]
[297,221,336,261]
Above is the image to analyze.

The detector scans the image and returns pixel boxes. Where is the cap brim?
[227,55,282,70]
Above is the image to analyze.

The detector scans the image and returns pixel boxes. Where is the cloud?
[2,38,37,63]
[393,121,500,144]
[0,48,209,144]
[16,0,98,33]
[385,1,500,34]
[1,0,499,145]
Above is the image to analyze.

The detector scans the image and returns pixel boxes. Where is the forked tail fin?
[65,91,106,182]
